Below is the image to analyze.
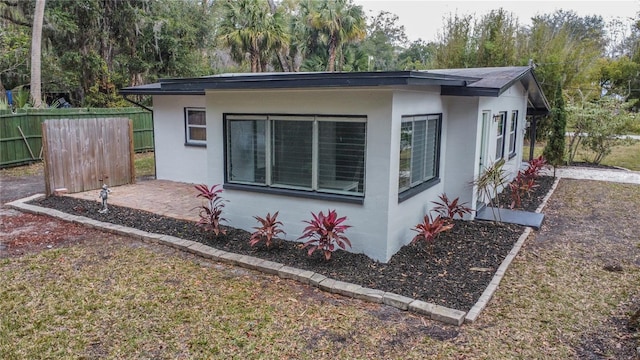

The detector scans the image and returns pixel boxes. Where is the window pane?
[189,127,206,141]
[411,120,426,184]
[272,120,313,188]
[399,122,412,191]
[509,113,517,154]
[228,120,266,184]
[318,121,365,194]
[188,111,206,126]
[424,118,438,179]
[495,113,505,159]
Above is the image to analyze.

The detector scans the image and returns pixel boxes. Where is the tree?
[434,13,475,68]
[360,11,407,71]
[397,39,436,70]
[543,84,567,169]
[566,96,635,164]
[474,9,519,67]
[304,0,365,72]
[218,0,289,72]
[29,0,45,108]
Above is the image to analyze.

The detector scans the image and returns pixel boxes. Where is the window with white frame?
[508,110,518,157]
[495,111,507,160]
[185,108,206,146]
[225,114,366,197]
[399,114,441,194]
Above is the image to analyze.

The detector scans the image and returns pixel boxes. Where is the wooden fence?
[0,107,153,168]
[42,118,135,195]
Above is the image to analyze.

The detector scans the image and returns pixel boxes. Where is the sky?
[353,0,639,43]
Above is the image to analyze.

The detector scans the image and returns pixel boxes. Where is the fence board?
[0,108,153,168]
[42,118,135,195]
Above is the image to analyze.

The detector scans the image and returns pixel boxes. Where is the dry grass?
[524,139,640,171]
[0,152,155,178]
[1,180,639,359]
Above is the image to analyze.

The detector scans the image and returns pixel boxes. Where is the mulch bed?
[31,175,555,311]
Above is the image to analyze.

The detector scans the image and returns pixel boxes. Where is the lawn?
[1,180,639,358]
[524,138,640,171]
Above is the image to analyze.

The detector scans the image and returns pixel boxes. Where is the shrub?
[432,193,472,221]
[411,214,454,248]
[508,173,538,209]
[522,155,547,181]
[249,212,285,248]
[194,184,227,236]
[299,209,351,261]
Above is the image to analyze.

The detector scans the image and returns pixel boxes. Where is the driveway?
[0,171,45,205]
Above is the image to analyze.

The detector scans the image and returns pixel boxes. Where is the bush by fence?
[0,108,153,168]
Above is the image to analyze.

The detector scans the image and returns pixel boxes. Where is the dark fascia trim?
[223,183,365,205]
[441,86,500,97]
[398,178,441,203]
[132,71,474,93]
[119,89,205,96]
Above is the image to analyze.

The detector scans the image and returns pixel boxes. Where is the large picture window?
[225,114,366,198]
[508,110,518,157]
[399,114,441,194]
[185,108,206,146]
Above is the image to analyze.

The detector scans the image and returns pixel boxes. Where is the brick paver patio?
[66,179,200,222]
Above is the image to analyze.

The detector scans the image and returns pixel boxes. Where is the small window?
[399,114,441,195]
[185,108,206,146]
[495,112,507,160]
[508,110,518,157]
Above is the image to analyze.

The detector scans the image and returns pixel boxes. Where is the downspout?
[122,94,157,179]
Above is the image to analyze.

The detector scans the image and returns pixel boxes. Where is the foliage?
[360,11,407,71]
[301,0,366,72]
[194,184,227,236]
[431,193,472,221]
[543,84,567,168]
[522,155,548,180]
[249,211,285,248]
[298,209,351,261]
[11,85,31,108]
[566,96,636,164]
[410,214,454,248]
[472,158,508,220]
[217,0,289,72]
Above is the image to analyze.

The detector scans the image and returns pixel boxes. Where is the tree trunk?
[328,39,337,72]
[30,0,46,108]
[266,0,291,72]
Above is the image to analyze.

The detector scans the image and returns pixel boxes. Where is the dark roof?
[120,67,550,114]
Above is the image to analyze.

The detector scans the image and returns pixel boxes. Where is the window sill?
[508,152,517,160]
[223,183,364,204]
[398,178,441,203]
[184,142,206,148]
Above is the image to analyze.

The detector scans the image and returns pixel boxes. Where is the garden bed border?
[6,180,560,326]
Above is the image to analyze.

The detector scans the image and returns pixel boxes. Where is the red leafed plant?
[249,211,285,248]
[298,209,352,261]
[431,193,472,221]
[411,214,454,248]
[194,184,227,236]
[509,173,539,209]
[523,155,547,180]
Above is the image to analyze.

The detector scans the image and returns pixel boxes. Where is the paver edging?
[8,195,473,326]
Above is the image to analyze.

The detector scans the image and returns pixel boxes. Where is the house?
[120,67,550,262]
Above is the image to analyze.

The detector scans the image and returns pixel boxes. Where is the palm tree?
[30,0,45,108]
[218,0,289,72]
[304,0,365,72]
